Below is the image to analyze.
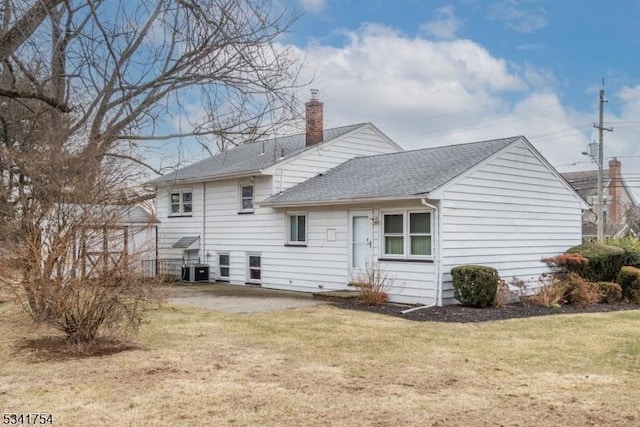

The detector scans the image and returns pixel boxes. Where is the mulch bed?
[334,300,640,323]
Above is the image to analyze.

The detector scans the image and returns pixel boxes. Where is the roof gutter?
[259,194,428,208]
[146,170,265,188]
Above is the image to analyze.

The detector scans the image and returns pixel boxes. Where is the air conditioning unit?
[181,264,210,282]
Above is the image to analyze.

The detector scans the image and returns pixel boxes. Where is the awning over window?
[172,236,199,249]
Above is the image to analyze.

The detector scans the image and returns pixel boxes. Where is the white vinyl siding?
[439,140,583,304]
[156,184,203,260]
[272,124,401,194]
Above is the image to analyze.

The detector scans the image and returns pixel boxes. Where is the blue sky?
[286,0,640,185]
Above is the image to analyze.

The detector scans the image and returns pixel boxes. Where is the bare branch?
[0,0,65,60]
[0,87,71,111]
[103,152,165,176]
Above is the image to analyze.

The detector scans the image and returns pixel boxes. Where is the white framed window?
[218,253,230,281]
[246,253,261,284]
[409,212,431,256]
[169,190,193,216]
[381,210,432,259]
[239,183,254,213]
[286,212,307,245]
[383,212,404,256]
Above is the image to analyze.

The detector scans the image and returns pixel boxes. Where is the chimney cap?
[310,88,319,100]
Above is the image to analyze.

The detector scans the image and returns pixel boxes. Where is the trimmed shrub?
[566,244,626,282]
[605,237,640,268]
[452,265,499,308]
[596,282,623,303]
[616,266,640,303]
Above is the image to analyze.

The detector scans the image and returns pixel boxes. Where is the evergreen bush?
[566,244,626,282]
[616,266,640,303]
[605,237,640,268]
[595,282,623,303]
[451,265,499,308]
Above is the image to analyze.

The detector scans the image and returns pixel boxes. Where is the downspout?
[400,197,441,314]
[202,182,206,266]
[155,225,159,278]
[422,198,442,307]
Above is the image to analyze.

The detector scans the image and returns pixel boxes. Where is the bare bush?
[0,156,163,343]
[563,273,600,307]
[349,263,394,306]
[519,276,567,308]
[514,272,599,309]
[494,279,513,308]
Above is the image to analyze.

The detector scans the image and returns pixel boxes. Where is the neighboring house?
[562,158,638,238]
[146,93,587,306]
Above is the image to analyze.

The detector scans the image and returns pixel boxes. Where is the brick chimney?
[305,89,323,146]
[608,157,622,224]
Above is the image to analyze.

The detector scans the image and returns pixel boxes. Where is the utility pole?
[594,83,613,242]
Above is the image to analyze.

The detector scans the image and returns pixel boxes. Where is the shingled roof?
[561,169,611,200]
[261,136,522,206]
[146,124,366,185]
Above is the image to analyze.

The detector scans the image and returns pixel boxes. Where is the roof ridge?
[145,122,369,186]
[220,122,368,151]
[342,135,522,163]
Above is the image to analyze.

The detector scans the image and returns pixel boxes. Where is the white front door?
[350,210,373,274]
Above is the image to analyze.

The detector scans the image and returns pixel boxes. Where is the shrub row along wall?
[452,241,640,307]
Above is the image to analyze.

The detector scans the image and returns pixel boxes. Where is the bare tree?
[2,0,301,155]
[0,0,303,343]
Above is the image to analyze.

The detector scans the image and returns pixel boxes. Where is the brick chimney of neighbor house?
[608,157,622,224]
[305,89,323,146]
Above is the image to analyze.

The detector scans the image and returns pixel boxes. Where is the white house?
[146,93,587,305]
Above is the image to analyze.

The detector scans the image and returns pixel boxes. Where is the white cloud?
[488,0,547,33]
[299,0,326,15]
[420,5,463,40]
[608,85,640,176]
[618,85,640,103]
[291,23,603,174]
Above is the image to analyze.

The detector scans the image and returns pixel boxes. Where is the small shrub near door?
[451,265,499,308]
[350,263,394,306]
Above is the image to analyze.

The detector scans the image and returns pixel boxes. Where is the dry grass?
[2,297,640,426]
